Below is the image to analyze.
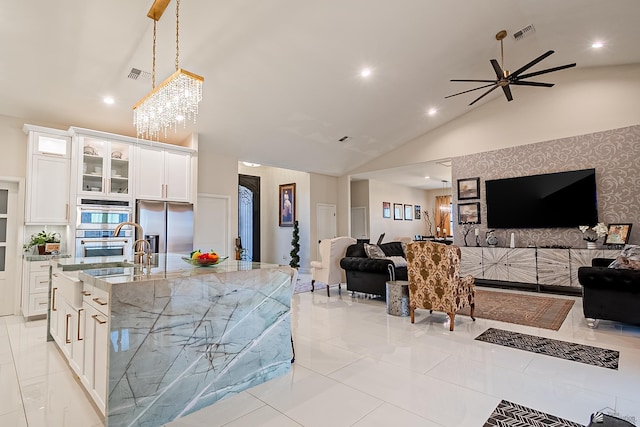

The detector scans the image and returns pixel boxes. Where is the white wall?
[348,64,640,175]
[368,180,431,243]
[309,173,339,263]
[238,164,311,271]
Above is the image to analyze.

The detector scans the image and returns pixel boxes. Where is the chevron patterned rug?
[476,328,619,369]
[484,400,584,427]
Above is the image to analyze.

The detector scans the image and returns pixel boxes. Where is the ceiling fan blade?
[450,79,497,83]
[509,50,555,78]
[516,63,577,80]
[490,59,504,79]
[501,85,513,102]
[511,80,554,87]
[444,83,497,99]
[469,84,499,106]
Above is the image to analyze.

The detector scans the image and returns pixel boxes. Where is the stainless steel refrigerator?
[136,200,194,255]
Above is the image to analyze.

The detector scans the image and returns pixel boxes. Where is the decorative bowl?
[181,256,228,267]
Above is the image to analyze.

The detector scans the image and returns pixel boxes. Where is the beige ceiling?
[1,1,639,185]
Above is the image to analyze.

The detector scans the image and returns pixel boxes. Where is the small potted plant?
[24,229,61,255]
[579,222,607,249]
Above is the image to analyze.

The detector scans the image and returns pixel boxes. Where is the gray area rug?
[484,400,584,427]
[475,328,619,369]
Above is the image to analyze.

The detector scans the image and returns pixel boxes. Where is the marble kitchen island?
[52,255,294,427]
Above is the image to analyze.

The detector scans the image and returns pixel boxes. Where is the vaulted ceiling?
[1,1,639,184]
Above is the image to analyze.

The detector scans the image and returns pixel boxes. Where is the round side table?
[386,280,410,316]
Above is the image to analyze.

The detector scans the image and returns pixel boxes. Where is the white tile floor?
[1,283,639,427]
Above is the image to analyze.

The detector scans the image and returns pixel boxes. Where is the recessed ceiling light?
[427,108,437,116]
[103,96,115,104]
[360,67,372,78]
[591,41,604,48]
[424,176,430,180]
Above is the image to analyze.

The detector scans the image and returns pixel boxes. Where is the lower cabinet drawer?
[28,293,49,317]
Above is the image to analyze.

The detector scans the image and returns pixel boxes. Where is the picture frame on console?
[393,203,403,220]
[458,202,480,224]
[457,177,480,200]
[604,223,632,245]
[404,204,413,220]
[382,202,391,218]
[279,183,296,227]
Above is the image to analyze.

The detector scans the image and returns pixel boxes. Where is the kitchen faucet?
[114,222,147,263]
[132,239,152,266]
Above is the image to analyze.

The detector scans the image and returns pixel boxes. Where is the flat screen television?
[485,168,598,228]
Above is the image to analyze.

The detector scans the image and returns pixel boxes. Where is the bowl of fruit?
[182,250,228,267]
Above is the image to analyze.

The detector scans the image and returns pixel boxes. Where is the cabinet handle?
[52,287,57,311]
[77,309,84,341]
[39,280,49,284]
[93,297,108,306]
[81,290,92,296]
[65,314,72,344]
[92,314,106,325]
[38,264,49,268]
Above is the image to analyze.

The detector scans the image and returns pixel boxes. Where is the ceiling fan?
[445,30,576,106]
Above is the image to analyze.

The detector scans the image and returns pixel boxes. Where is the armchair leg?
[291,334,295,363]
[410,307,415,323]
[338,283,341,295]
[470,303,476,321]
[448,313,455,331]
[311,279,315,292]
[326,284,330,297]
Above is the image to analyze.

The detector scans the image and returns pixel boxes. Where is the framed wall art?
[457,177,480,200]
[404,204,413,220]
[604,223,632,245]
[414,205,421,220]
[458,202,480,224]
[393,203,403,220]
[279,183,296,227]
[383,202,391,218]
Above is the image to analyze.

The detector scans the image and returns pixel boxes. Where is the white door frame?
[0,176,25,316]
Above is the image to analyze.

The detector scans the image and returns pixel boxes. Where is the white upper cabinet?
[135,146,191,202]
[78,136,131,200]
[24,128,71,224]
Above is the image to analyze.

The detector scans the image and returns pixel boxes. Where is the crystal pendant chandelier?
[133,0,204,140]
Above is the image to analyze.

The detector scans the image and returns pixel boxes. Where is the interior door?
[238,175,260,261]
[0,181,18,316]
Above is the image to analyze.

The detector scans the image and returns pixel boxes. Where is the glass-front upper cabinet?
[79,137,130,198]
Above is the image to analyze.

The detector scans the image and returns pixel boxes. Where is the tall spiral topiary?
[289,220,300,268]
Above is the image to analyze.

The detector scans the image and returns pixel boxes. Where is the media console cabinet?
[459,247,620,295]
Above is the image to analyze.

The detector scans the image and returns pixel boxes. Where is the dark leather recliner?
[339,242,407,297]
[577,258,640,326]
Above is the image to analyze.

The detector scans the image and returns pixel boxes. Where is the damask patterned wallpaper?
[451,124,640,248]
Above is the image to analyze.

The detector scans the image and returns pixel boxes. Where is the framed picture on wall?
[383,202,391,218]
[414,205,421,220]
[279,183,296,227]
[604,223,632,245]
[458,202,480,224]
[404,204,413,220]
[457,177,480,200]
[393,203,403,220]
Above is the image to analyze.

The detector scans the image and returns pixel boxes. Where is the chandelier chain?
[175,0,180,71]
[152,20,157,88]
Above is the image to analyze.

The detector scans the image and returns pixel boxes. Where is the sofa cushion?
[608,244,640,270]
[380,241,405,257]
[364,243,386,259]
[386,256,407,268]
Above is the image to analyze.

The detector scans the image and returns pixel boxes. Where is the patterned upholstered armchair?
[406,241,476,331]
[310,236,357,296]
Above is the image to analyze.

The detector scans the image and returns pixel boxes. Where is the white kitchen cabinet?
[78,136,131,199]
[82,285,109,415]
[136,145,191,202]
[23,128,71,224]
[21,259,52,318]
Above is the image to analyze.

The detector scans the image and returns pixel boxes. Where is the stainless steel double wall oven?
[75,199,133,259]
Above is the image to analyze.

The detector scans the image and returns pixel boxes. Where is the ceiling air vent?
[127,68,151,80]
[513,24,535,41]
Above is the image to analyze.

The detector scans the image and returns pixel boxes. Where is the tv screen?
[485,168,598,228]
